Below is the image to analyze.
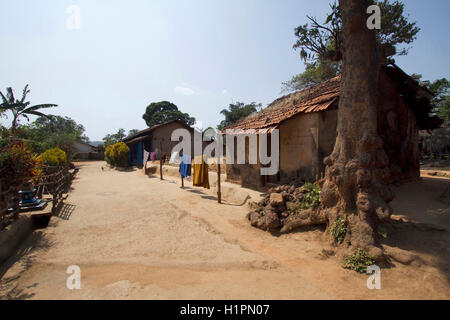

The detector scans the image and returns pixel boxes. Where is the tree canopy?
[412,75,450,122]
[142,101,195,128]
[19,115,89,159]
[0,85,58,131]
[282,0,420,93]
[217,102,262,131]
[102,128,126,147]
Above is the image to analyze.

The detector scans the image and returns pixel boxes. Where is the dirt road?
[0,161,449,299]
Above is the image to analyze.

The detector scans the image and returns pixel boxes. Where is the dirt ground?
[0,161,449,300]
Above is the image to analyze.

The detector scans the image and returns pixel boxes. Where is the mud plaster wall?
[225,135,263,189]
[152,122,195,159]
[279,113,320,182]
[377,71,420,182]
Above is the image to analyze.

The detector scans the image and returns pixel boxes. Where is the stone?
[270,193,284,207]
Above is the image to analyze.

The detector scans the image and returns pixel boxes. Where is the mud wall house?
[123,120,197,166]
[223,63,442,190]
[72,141,104,160]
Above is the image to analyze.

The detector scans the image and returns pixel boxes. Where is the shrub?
[342,248,374,273]
[39,147,68,167]
[104,145,113,164]
[331,215,348,244]
[299,182,321,210]
[104,142,129,167]
[0,141,40,184]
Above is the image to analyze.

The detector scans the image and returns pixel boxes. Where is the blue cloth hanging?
[179,154,191,178]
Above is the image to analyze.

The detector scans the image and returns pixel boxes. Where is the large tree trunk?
[280,0,393,261]
[320,0,393,260]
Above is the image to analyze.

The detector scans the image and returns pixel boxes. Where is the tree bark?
[318,0,393,260]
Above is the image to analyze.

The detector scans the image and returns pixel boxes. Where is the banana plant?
[0,85,57,132]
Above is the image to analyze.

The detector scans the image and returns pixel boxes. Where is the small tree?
[282,0,421,92]
[217,102,261,130]
[142,101,195,128]
[104,142,130,167]
[0,85,57,132]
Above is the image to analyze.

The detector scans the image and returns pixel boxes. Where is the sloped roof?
[224,76,340,132]
[224,63,442,132]
[123,119,194,144]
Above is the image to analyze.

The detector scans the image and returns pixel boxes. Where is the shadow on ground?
[0,231,54,300]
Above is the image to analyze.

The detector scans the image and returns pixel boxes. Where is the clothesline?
[175,151,222,204]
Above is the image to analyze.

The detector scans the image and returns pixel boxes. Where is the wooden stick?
[217,162,221,204]
[159,141,163,180]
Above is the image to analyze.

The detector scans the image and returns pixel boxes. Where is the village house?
[123,120,198,166]
[223,63,442,190]
[72,141,104,160]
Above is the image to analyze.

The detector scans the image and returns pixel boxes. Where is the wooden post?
[217,162,221,204]
[159,141,163,180]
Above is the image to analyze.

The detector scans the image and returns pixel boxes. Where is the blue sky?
[1,0,449,141]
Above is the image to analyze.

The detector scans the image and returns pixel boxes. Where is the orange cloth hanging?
[193,156,210,189]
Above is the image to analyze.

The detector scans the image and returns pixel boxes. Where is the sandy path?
[0,161,449,299]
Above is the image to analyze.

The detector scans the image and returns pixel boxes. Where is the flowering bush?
[39,147,68,167]
[104,142,129,167]
[0,141,40,185]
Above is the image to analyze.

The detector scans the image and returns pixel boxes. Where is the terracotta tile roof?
[224,75,341,131]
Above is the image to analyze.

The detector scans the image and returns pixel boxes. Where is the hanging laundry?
[179,154,192,178]
[150,152,156,162]
[143,150,150,168]
[193,155,210,189]
[169,151,180,164]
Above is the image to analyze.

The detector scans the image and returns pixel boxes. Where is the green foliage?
[293,0,419,62]
[39,147,68,167]
[342,248,375,273]
[298,182,321,210]
[103,128,126,148]
[104,142,130,167]
[427,78,449,122]
[142,101,195,128]
[0,85,57,131]
[282,60,341,92]
[285,0,421,93]
[411,75,449,122]
[217,102,261,130]
[331,215,348,244]
[18,115,89,159]
[127,129,140,138]
[0,141,40,184]
[377,226,388,239]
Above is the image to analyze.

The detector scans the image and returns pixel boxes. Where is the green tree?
[282,0,420,92]
[0,85,57,131]
[282,60,341,92]
[19,115,89,159]
[217,102,261,130]
[280,0,391,264]
[142,101,195,128]
[102,128,126,147]
[411,75,450,122]
[127,129,140,137]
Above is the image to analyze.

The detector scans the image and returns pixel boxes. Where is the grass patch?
[331,215,348,244]
[342,248,374,273]
[377,226,388,239]
[298,182,321,210]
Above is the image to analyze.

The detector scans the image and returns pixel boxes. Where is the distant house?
[223,63,442,190]
[73,141,104,160]
[123,120,197,166]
